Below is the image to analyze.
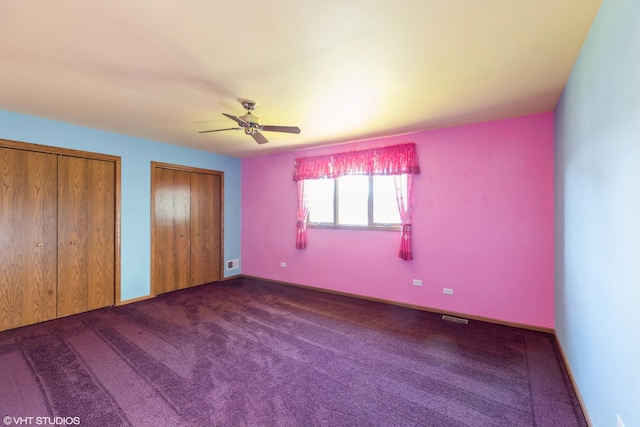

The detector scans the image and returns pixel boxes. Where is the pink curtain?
[293,143,420,258]
[293,143,420,181]
[296,180,309,249]
[394,174,414,260]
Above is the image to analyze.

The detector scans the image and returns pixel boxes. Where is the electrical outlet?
[280,262,287,267]
[412,279,423,286]
[443,288,454,295]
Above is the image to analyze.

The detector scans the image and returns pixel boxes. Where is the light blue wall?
[555,0,640,426]
[0,110,241,301]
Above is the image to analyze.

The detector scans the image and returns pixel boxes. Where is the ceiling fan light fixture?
[239,112,258,124]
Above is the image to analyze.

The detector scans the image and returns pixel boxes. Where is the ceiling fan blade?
[252,132,269,145]
[261,125,301,134]
[222,113,249,127]
[198,127,240,133]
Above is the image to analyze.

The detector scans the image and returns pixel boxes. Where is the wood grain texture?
[112,157,122,306]
[152,167,191,295]
[0,148,57,331]
[190,173,221,286]
[0,139,120,330]
[57,156,115,317]
[151,163,223,295]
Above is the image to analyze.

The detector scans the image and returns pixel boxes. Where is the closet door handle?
[70,240,78,245]
[36,242,44,247]
[180,234,184,237]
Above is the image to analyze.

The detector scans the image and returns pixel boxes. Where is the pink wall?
[241,113,554,328]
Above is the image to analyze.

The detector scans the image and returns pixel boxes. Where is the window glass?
[305,174,402,229]
[373,175,402,224]
[306,179,334,223]
[337,175,368,225]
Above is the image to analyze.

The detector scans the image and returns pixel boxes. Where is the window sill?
[308,223,401,232]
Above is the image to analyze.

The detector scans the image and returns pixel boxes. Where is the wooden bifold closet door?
[152,163,222,296]
[152,167,192,293]
[0,140,120,332]
[189,172,221,287]
[57,156,115,317]
[0,148,58,330]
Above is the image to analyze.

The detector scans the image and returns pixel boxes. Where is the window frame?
[307,175,401,231]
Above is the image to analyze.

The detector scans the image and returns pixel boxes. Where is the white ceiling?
[0,0,601,158]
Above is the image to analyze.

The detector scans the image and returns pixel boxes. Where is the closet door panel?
[0,148,57,331]
[190,173,221,286]
[153,167,191,294]
[83,158,115,310]
[57,156,115,317]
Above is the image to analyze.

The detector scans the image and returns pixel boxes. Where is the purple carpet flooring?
[0,278,586,426]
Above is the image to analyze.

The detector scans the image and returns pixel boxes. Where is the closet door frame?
[0,138,122,305]
[150,162,224,296]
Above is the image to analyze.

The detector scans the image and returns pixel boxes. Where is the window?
[293,142,419,259]
[306,175,406,229]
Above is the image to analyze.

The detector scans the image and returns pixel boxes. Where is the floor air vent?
[442,315,469,324]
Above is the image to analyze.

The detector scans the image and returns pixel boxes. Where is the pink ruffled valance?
[293,143,420,181]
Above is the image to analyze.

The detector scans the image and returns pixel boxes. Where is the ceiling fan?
[199,100,301,144]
